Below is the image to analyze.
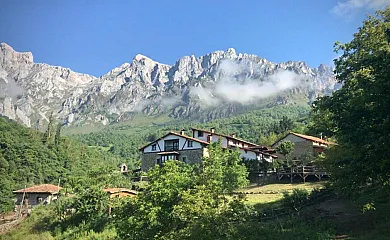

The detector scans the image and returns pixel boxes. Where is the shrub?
[281,188,309,210]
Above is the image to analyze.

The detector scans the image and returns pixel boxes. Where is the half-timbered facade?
[140,128,277,171]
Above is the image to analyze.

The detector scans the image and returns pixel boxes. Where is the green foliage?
[54,123,62,149]
[115,144,249,239]
[281,188,309,211]
[311,7,390,202]
[42,112,55,145]
[0,116,127,213]
[276,141,295,165]
[276,141,295,159]
[73,105,309,166]
[200,143,249,195]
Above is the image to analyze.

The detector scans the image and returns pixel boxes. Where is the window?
[152,144,157,151]
[182,157,187,163]
[187,140,193,147]
[198,131,204,137]
[162,155,176,161]
[164,139,179,151]
[157,154,178,165]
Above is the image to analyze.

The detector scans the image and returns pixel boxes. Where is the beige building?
[272,132,334,163]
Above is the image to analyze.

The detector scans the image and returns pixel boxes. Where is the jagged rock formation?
[0,43,339,127]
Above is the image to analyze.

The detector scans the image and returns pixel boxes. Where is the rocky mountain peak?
[133,54,153,62]
[0,42,34,65]
[0,43,339,127]
[225,48,237,58]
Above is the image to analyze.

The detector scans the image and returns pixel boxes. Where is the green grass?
[239,182,326,206]
[245,193,284,205]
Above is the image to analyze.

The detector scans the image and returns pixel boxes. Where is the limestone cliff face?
[0,43,339,127]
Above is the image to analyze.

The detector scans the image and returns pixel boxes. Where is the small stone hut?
[13,184,62,208]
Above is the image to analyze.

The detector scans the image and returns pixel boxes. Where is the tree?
[258,133,278,146]
[115,143,249,239]
[311,8,390,201]
[274,116,294,134]
[54,122,62,149]
[276,141,295,183]
[42,112,55,145]
[199,143,248,195]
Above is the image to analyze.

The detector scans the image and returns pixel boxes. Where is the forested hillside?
[73,104,310,163]
[0,117,127,213]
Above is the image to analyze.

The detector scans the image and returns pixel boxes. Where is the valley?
[1,4,390,240]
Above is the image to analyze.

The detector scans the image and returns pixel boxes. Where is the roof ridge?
[13,184,62,193]
[289,132,334,145]
[191,128,259,146]
[139,131,210,150]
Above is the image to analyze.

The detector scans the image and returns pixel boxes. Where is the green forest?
[0,117,129,213]
[73,104,310,164]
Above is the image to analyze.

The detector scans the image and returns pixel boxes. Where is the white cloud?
[331,0,390,18]
[135,59,306,111]
[189,60,304,107]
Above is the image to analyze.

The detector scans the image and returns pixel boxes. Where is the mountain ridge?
[0,42,339,128]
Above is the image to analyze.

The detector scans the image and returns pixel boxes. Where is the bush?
[281,188,309,210]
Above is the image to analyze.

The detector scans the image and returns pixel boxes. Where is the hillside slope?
[0,117,125,213]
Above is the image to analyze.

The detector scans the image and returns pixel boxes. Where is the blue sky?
[0,0,388,76]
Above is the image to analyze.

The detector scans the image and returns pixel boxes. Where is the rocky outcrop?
[0,43,339,127]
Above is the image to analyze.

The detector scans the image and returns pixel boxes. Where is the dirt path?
[0,212,26,235]
[0,219,23,235]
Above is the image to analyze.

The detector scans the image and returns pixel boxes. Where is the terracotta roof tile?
[139,131,209,150]
[191,128,259,146]
[289,132,335,145]
[13,184,62,194]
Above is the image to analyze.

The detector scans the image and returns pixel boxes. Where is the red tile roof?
[289,132,335,145]
[169,132,210,145]
[191,128,259,147]
[233,146,278,158]
[139,131,209,150]
[13,184,62,194]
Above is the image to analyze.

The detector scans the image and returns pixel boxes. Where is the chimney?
[207,134,213,143]
[210,127,215,133]
[231,133,236,138]
[180,129,185,135]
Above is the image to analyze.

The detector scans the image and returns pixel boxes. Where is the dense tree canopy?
[311,8,390,200]
[115,143,249,240]
[0,117,128,213]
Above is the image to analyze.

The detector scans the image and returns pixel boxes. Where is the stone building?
[139,128,277,171]
[271,132,335,163]
[13,184,62,209]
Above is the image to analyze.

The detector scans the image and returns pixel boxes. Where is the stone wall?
[15,193,53,207]
[141,149,204,171]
